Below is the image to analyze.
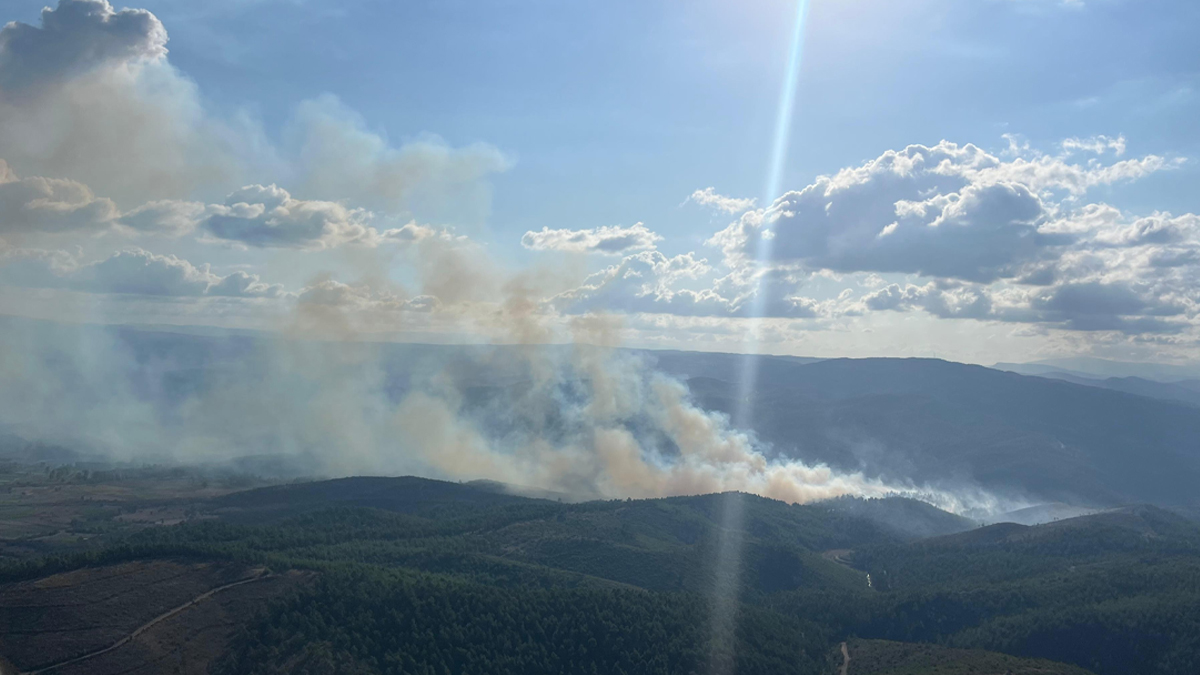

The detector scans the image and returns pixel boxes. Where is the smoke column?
[0,224,1016,512]
[0,298,997,508]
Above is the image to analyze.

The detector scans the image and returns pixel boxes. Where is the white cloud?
[547,137,1199,341]
[197,184,462,249]
[552,250,725,315]
[0,0,167,91]
[853,203,1200,335]
[0,159,118,234]
[0,159,460,248]
[684,187,756,214]
[0,246,283,297]
[200,184,377,249]
[0,1,254,207]
[709,143,1060,283]
[0,244,77,288]
[1029,281,1187,333]
[297,277,434,313]
[521,222,663,255]
[860,282,994,320]
[1092,211,1200,248]
[205,269,285,298]
[74,249,269,297]
[381,220,461,244]
[0,2,509,219]
[116,199,206,236]
[1061,134,1126,157]
[971,153,1177,197]
[552,250,823,318]
[709,140,1178,283]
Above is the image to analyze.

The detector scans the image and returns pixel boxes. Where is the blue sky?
[1,0,1199,364]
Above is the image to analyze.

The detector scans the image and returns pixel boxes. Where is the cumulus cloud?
[1091,211,1200,248]
[685,187,756,214]
[553,250,726,315]
[110,250,276,298]
[0,2,508,218]
[0,159,208,238]
[0,0,166,91]
[521,222,663,255]
[0,165,458,247]
[707,141,1177,283]
[0,244,77,288]
[0,1,253,207]
[0,246,283,298]
[550,250,824,319]
[0,159,118,234]
[544,137,1198,341]
[1061,134,1126,157]
[195,184,462,249]
[116,199,206,236]
[205,269,286,299]
[860,282,995,321]
[297,277,435,313]
[857,231,1200,334]
[200,184,377,249]
[1030,281,1185,331]
[1014,205,1200,333]
[381,220,461,244]
[973,153,1176,197]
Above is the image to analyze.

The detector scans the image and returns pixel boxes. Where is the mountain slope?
[679,357,1200,508]
[1011,370,1200,407]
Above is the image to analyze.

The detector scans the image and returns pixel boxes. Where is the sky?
[1,0,1199,365]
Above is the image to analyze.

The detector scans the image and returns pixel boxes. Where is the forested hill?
[2,475,1198,674]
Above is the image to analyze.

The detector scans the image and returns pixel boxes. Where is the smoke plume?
[0,235,1006,516]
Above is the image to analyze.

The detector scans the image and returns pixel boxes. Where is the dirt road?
[839,641,850,675]
[22,571,272,675]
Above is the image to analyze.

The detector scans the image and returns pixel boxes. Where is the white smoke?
[0,307,1007,514]
[387,340,904,503]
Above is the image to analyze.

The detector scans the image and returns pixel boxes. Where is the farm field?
[0,464,271,561]
[0,560,308,675]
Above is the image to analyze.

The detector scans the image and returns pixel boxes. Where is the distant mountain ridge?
[991,366,1200,407]
[674,357,1200,509]
[994,356,1200,381]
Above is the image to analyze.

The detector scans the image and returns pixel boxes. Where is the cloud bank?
[551,139,1197,344]
[522,222,663,255]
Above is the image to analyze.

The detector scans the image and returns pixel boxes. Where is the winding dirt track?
[839,641,851,675]
[22,571,273,675]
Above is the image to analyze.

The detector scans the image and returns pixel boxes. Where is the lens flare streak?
[734,0,812,427]
[711,2,813,673]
